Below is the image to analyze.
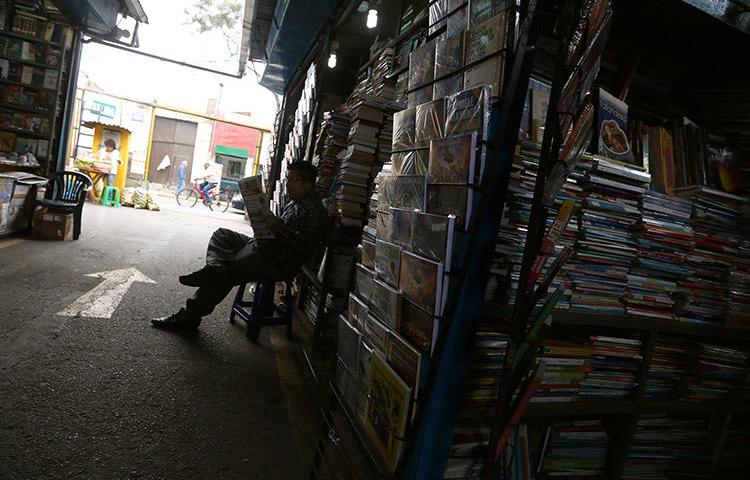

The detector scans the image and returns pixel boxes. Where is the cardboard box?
[32,210,73,241]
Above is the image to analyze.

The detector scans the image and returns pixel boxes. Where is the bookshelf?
[271,1,750,480]
[0,4,75,175]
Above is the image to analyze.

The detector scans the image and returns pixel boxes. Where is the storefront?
[0,0,148,178]
[247,0,750,479]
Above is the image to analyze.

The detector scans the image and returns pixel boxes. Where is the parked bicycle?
[176,181,230,212]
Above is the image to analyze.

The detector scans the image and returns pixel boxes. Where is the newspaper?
[238,175,275,239]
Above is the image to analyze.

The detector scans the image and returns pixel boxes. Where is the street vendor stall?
[75,122,131,203]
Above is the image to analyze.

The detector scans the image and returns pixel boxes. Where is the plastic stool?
[229,280,293,343]
[99,186,121,207]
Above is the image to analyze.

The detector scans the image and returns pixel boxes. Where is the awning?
[215,145,249,158]
[247,0,343,95]
[53,0,148,35]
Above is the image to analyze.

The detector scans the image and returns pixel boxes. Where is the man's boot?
[151,308,200,330]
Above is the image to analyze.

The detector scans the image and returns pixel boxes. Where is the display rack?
[0,2,75,175]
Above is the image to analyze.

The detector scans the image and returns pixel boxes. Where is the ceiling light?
[366,8,378,29]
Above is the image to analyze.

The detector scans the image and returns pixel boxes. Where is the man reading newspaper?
[152,162,328,330]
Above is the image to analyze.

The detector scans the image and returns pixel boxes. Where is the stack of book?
[726,265,750,329]
[677,187,744,324]
[459,329,509,409]
[443,327,509,479]
[686,342,748,400]
[668,417,714,479]
[314,110,351,194]
[622,415,674,480]
[532,338,592,403]
[643,336,689,399]
[539,420,609,478]
[626,191,694,320]
[337,101,391,227]
[579,335,641,399]
[490,140,585,305]
[571,157,650,314]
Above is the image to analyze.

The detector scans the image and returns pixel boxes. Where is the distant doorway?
[147,116,198,187]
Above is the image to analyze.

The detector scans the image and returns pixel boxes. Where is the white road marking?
[57,267,156,318]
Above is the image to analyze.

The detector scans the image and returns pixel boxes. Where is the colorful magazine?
[363,352,411,474]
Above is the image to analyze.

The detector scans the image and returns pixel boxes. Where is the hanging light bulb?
[366,8,378,29]
[327,53,337,68]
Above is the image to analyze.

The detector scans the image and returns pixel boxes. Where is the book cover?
[529,78,551,143]
[363,352,411,474]
[445,85,491,140]
[428,132,477,184]
[407,83,433,108]
[0,59,9,79]
[408,41,436,90]
[433,72,464,100]
[389,207,415,249]
[446,3,468,37]
[375,239,402,288]
[463,53,504,98]
[365,313,391,354]
[469,0,515,26]
[429,0,448,34]
[427,183,473,229]
[361,238,376,268]
[466,11,508,64]
[42,69,58,89]
[376,209,391,240]
[2,85,23,103]
[36,139,49,158]
[390,175,426,210]
[398,298,439,356]
[348,293,370,330]
[20,41,35,61]
[392,107,417,151]
[0,132,17,152]
[415,98,446,148]
[369,277,402,329]
[391,150,428,175]
[435,32,466,79]
[385,330,423,391]
[594,87,634,162]
[354,263,376,303]
[413,211,456,269]
[338,315,362,372]
[20,66,33,85]
[399,250,445,316]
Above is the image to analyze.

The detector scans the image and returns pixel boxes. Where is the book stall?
[0,0,80,176]
[260,0,750,478]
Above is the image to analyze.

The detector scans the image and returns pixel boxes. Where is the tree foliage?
[184,0,243,54]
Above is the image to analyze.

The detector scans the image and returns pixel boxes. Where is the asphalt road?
[0,201,317,480]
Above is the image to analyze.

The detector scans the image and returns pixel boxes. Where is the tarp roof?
[53,0,148,35]
[246,0,343,95]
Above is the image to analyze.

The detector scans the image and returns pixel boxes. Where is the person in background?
[99,139,122,186]
[198,162,218,205]
[176,160,188,193]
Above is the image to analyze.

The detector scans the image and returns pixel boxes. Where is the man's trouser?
[185,228,293,320]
